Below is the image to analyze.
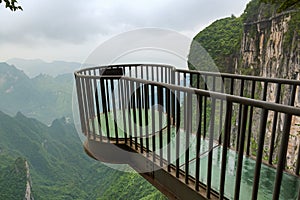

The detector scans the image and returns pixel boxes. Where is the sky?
[0,0,250,63]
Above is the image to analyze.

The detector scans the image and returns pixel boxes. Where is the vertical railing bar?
[151,65,154,81]
[87,76,96,140]
[92,69,101,138]
[120,79,127,142]
[94,83,103,140]
[167,88,171,172]
[269,83,281,164]
[131,81,138,150]
[185,92,192,184]
[110,79,119,143]
[246,80,256,156]
[171,69,176,125]
[230,77,234,95]
[81,76,91,139]
[234,105,248,200]
[161,65,164,83]
[100,78,110,140]
[273,84,296,200]
[75,76,86,134]
[144,84,149,156]
[203,75,207,139]
[141,66,145,109]
[206,96,216,199]
[156,66,159,82]
[262,81,268,101]
[227,78,234,148]
[176,79,181,178]
[252,108,268,200]
[219,101,232,199]
[272,113,293,200]
[146,65,149,82]
[295,144,300,174]
[135,65,138,78]
[126,79,133,147]
[158,86,163,167]
[105,79,111,112]
[195,94,202,191]
[137,82,143,153]
[236,79,244,151]
[218,77,225,144]
[296,144,300,175]
[164,65,167,83]
[117,76,122,111]
[151,84,156,162]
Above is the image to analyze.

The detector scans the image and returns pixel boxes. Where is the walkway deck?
[91,110,300,200]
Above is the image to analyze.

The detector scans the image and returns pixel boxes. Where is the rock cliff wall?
[239,10,300,170]
[24,161,34,200]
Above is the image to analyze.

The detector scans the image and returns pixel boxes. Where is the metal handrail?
[75,64,300,200]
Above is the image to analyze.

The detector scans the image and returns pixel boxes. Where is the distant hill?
[0,62,73,124]
[6,58,83,78]
[0,111,165,199]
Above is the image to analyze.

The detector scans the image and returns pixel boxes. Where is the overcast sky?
[0,0,250,63]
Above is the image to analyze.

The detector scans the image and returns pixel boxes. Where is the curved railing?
[75,64,300,200]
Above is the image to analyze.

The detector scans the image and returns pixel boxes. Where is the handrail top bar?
[176,69,300,85]
[75,73,300,116]
[75,64,300,85]
[74,63,175,76]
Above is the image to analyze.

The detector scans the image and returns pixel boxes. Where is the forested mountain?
[0,62,73,125]
[6,58,83,78]
[0,61,166,199]
[0,111,165,199]
[188,0,300,174]
[0,157,28,199]
[188,0,300,75]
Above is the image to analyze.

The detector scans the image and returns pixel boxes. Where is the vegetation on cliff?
[0,157,27,199]
[0,110,166,199]
[188,0,300,73]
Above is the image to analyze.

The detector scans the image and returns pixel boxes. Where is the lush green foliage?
[188,0,300,73]
[188,16,243,73]
[0,62,166,199]
[0,110,166,199]
[261,0,300,12]
[0,0,22,11]
[0,156,27,199]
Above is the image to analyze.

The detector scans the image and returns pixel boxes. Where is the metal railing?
[75,64,300,200]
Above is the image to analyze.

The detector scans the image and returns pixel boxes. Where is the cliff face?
[240,11,299,78]
[188,0,300,172]
[239,10,300,169]
[24,161,34,200]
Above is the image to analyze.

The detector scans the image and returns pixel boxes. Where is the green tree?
[0,0,22,11]
[261,0,300,11]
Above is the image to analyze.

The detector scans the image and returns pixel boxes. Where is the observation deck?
[75,64,300,200]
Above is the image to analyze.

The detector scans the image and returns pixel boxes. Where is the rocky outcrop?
[239,10,300,171]
[24,161,34,200]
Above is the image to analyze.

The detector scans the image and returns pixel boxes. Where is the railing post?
[252,108,268,200]
[269,83,281,164]
[234,104,248,200]
[246,80,256,156]
[272,113,292,200]
[206,97,216,199]
[195,95,202,191]
[171,69,176,125]
[296,144,300,175]
[219,101,232,199]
